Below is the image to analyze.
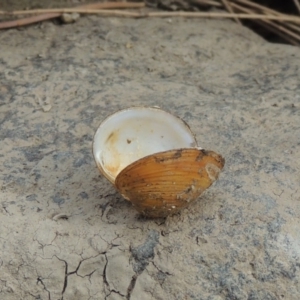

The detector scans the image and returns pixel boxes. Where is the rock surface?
[0,15,300,300]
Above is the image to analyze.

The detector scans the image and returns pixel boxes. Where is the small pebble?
[61,13,80,24]
[42,104,52,112]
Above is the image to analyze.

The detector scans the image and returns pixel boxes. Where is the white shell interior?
[93,107,198,183]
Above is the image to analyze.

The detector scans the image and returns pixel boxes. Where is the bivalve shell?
[93,107,225,218]
[115,148,225,218]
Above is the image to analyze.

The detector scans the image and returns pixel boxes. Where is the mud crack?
[54,253,105,299]
[126,274,138,300]
[103,254,126,299]
[37,276,51,300]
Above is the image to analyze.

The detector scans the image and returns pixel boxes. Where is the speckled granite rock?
[0,15,300,300]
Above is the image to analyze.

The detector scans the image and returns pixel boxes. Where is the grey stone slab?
[0,15,299,300]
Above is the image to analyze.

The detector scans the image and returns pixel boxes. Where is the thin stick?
[264,20,300,44]
[248,18,300,46]
[234,0,293,16]
[0,13,60,29]
[1,9,300,23]
[2,7,300,23]
[0,2,145,30]
[190,0,222,7]
[70,2,145,10]
[234,0,300,34]
[292,0,300,14]
[232,2,300,45]
[146,10,300,23]
[220,0,241,24]
[144,11,300,23]
[0,2,145,15]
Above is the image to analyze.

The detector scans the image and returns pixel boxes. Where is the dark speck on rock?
[51,195,65,206]
[26,194,37,201]
[247,290,277,300]
[23,148,44,162]
[73,157,88,168]
[79,191,88,199]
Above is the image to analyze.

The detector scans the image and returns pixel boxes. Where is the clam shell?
[115,148,225,218]
[93,107,197,184]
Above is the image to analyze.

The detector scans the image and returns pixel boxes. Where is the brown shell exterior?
[115,148,225,218]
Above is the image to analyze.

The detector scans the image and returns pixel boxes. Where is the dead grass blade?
[231,2,300,45]
[2,9,299,23]
[1,0,300,46]
[0,2,145,29]
[220,0,241,24]
[292,0,300,14]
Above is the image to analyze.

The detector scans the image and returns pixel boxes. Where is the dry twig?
[0,0,300,45]
[0,13,60,29]
[292,0,300,14]
[190,0,222,7]
[220,0,241,24]
[231,0,300,44]
[0,2,145,29]
[0,3,145,15]
[1,8,300,23]
[231,2,300,45]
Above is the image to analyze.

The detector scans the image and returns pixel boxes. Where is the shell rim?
[92,106,198,184]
